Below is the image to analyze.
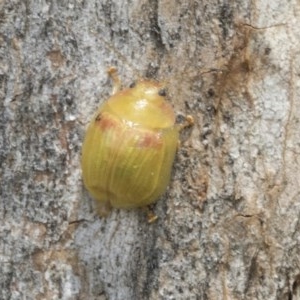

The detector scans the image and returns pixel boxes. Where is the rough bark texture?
[1,0,300,299]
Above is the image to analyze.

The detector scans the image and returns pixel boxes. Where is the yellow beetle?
[81,67,193,216]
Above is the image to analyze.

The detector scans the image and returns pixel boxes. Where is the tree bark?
[1,0,300,299]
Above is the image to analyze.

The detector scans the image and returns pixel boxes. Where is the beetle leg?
[107,67,121,95]
[177,114,194,131]
[142,206,158,223]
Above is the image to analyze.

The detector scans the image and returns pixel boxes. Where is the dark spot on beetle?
[95,113,102,122]
[129,82,136,88]
[158,88,167,97]
[97,114,119,131]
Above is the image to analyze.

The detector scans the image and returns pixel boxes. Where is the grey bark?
[1,0,300,299]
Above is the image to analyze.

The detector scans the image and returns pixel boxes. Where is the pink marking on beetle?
[96,113,119,131]
[137,131,163,149]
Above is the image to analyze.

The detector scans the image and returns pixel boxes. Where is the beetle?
[81,67,193,217]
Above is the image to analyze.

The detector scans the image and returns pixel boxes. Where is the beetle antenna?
[107,67,122,94]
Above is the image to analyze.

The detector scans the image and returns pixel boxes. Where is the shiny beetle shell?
[81,68,191,215]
